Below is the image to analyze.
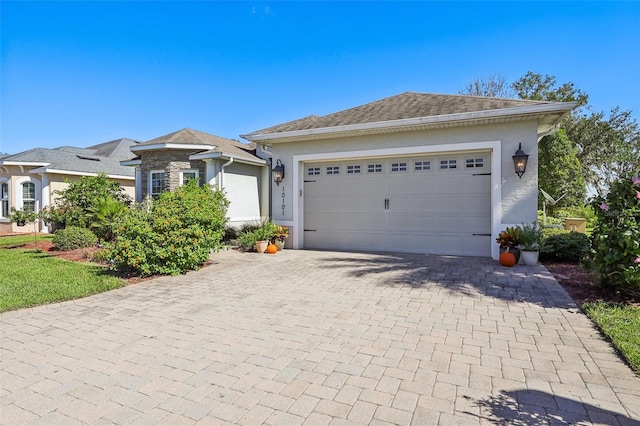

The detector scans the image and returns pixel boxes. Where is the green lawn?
[583,301,640,374]
[0,247,122,312]
[0,233,54,247]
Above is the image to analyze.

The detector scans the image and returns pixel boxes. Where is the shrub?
[540,231,590,262]
[53,226,98,251]
[107,181,229,276]
[588,173,640,293]
[540,227,568,242]
[51,173,131,229]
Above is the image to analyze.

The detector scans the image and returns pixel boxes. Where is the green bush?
[555,205,597,229]
[589,173,640,293]
[50,173,131,229]
[53,226,98,251]
[107,181,229,276]
[540,226,568,241]
[540,231,590,262]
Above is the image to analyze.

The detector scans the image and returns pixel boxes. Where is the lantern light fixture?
[512,143,529,179]
[272,159,285,186]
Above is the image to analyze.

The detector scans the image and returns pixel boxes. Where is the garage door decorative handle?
[384,198,390,210]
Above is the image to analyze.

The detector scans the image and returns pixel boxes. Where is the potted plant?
[9,207,36,227]
[518,222,541,265]
[496,226,521,263]
[271,225,289,251]
[252,220,277,253]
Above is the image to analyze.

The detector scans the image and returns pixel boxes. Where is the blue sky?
[1,1,639,154]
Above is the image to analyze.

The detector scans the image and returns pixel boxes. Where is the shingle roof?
[136,128,259,160]
[1,138,140,177]
[248,92,554,135]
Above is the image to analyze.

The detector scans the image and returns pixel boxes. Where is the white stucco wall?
[267,120,541,257]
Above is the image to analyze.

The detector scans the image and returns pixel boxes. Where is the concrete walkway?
[1,250,639,425]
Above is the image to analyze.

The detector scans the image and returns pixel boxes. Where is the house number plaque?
[281,186,286,216]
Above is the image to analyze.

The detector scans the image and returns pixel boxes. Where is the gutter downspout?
[219,157,234,191]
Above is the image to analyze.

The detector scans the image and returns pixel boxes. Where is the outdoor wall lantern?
[272,159,285,186]
[512,143,529,179]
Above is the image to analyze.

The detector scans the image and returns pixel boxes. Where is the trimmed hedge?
[53,226,98,251]
[540,231,590,263]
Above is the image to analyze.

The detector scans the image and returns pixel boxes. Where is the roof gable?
[132,128,261,161]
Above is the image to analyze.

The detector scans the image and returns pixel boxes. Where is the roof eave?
[120,159,142,167]
[130,143,215,152]
[243,103,576,144]
[189,151,267,166]
[29,167,135,180]
[0,160,50,167]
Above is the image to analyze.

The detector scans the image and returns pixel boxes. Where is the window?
[347,165,361,174]
[180,169,199,186]
[326,166,340,175]
[367,164,383,173]
[22,182,36,212]
[0,183,8,218]
[307,167,321,176]
[391,162,407,172]
[466,158,484,168]
[440,159,457,170]
[415,161,431,171]
[150,170,166,196]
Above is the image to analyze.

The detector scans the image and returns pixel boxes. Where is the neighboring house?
[242,92,575,260]
[121,128,269,227]
[0,138,139,234]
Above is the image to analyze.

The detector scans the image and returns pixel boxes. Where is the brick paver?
[1,250,639,425]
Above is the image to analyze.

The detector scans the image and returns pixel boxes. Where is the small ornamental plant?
[588,173,640,293]
[496,226,521,248]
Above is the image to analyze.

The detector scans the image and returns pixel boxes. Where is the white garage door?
[303,152,492,256]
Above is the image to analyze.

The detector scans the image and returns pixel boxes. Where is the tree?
[511,71,589,107]
[538,129,586,213]
[52,173,132,228]
[459,73,514,98]
[565,107,640,196]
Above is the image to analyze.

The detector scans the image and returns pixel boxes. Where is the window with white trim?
[149,170,166,196]
[391,162,407,172]
[22,182,36,212]
[466,158,484,168]
[307,167,321,176]
[180,169,199,185]
[414,161,431,171]
[0,182,9,218]
[347,165,361,174]
[440,159,457,170]
[367,164,383,173]
[326,166,340,175]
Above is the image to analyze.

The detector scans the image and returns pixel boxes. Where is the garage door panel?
[304,152,491,256]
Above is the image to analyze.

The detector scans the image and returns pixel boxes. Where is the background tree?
[459,73,513,98]
[511,71,589,107]
[538,129,586,213]
[565,107,640,196]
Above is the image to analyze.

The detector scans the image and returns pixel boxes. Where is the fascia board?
[243,102,577,142]
[130,143,215,152]
[120,159,142,166]
[0,161,50,167]
[29,168,134,180]
[189,151,267,166]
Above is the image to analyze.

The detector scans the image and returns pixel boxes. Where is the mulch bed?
[543,261,639,306]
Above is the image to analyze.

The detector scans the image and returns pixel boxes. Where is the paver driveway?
[1,250,639,425]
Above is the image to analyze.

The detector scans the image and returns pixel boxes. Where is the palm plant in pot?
[518,222,541,266]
